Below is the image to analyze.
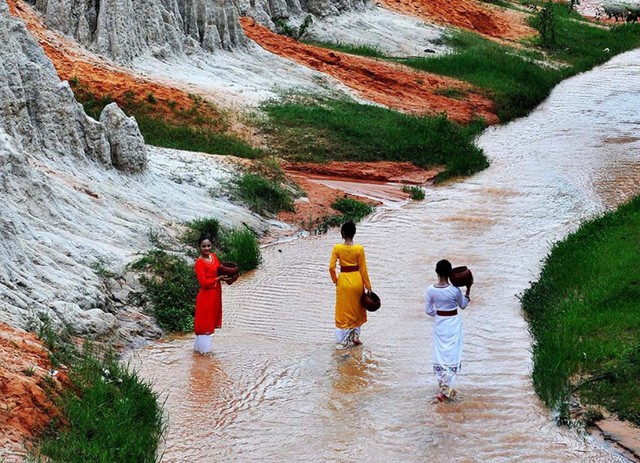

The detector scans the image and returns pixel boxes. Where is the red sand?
[0,323,66,459]
[380,0,535,41]
[279,161,439,226]
[240,17,498,125]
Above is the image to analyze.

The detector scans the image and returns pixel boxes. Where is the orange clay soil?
[240,17,498,125]
[380,0,535,41]
[278,161,439,226]
[0,323,66,459]
[7,0,224,129]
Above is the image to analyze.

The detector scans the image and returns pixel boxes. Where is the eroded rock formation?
[29,0,247,62]
[27,0,370,63]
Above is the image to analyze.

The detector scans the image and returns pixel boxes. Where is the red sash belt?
[340,265,359,272]
[436,310,458,316]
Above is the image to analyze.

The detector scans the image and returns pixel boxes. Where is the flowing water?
[130,50,640,462]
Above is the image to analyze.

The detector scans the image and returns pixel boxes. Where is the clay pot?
[223,274,238,285]
[218,262,239,278]
[361,291,381,312]
[450,266,473,288]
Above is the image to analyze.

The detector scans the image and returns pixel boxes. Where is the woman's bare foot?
[436,392,446,402]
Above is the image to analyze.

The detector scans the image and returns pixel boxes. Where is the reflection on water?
[129,50,640,462]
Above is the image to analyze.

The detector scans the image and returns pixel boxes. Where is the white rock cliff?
[0,0,272,342]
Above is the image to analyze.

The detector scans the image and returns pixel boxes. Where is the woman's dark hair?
[197,234,211,246]
[341,221,356,239]
[435,259,452,277]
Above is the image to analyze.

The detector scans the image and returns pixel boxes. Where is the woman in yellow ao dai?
[329,221,372,348]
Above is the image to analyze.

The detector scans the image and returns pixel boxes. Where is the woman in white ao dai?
[425,259,471,401]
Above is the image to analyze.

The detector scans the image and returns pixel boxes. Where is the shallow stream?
[130,50,640,462]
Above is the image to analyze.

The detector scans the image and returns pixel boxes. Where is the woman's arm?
[358,247,372,291]
[456,286,469,309]
[425,288,436,317]
[329,246,338,285]
[195,259,219,289]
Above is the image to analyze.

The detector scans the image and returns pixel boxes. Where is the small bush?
[309,197,374,234]
[331,197,373,222]
[131,249,198,332]
[531,2,557,49]
[232,172,295,216]
[402,185,426,201]
[182,217,222,248]
[182,218,262,272]
[219,228,262,272]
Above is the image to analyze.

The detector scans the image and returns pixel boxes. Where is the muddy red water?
[129,50,640,462]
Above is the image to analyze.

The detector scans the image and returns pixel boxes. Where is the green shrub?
[402,185,426,200]
[232,172,295,215]
[131,249,198,332]
[182,217,222,249]
[308,197,374,234]
[331,197,374,222]
[219,228,262,272]
[531,1,558,49]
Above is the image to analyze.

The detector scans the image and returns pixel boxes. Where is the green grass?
[302,40,387,58]
[262,98,488,181]
[400,32,563,122]
[520,195,640,425]
[132,220,262,332]
[231,172,296,215]
[34,320,163,463]
[135,115,262,158]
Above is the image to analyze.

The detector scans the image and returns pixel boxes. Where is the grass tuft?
[231,172,295,215]
[302,40,387,58]
[402,185,426,200]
